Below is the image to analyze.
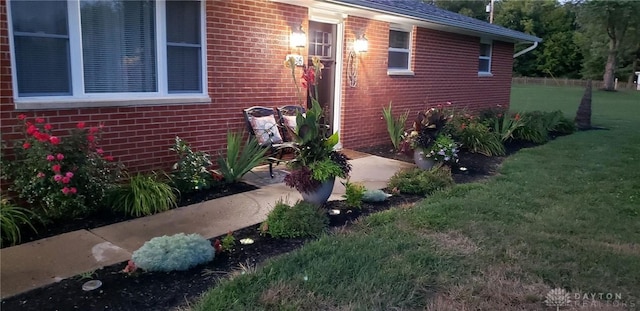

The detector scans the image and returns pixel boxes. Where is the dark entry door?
[308,21,336,132]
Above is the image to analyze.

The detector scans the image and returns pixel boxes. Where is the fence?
[513,77,637,90]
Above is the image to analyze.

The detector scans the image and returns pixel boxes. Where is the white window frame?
[387,25,414,76]
[8,0,210,110]
[478,38,493,77]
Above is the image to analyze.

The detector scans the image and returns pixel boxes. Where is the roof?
[325,0,542,42]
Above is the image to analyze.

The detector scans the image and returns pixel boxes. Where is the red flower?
[35,132,50,142]
[65,172,74,178]
[54,174,63,182]
[104,155,114,162]
[514,113,521,121]
[77,122,85,129]
[89,127,99,134]
[96,148,104,155]
[22,142,30,149]
[61,176,71,184]
[70,187,77,194]
[18,114,27,120]
[37,172,46,178]
[44,124,53,131]
[26,125,38,135]
[56,153,64,161]
[47,155,55,161]
[49,136,60,145]
[87,135,95,143]
[35,118,45,124]
[52,164,61,173]
[213,239,223,254]
[61,187,70,195]
[301,67,315,88]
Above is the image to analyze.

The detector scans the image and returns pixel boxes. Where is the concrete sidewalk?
[0,155,413,299]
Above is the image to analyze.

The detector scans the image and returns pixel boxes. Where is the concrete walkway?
[0,155,413,299]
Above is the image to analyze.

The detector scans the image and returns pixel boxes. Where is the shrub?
[425,134,459,164]
[491,113,525,143]
[447,118,505,156]
[388,166,454,196]
[263,200,328,238]
[1,198,38,246]
[4,115,122,221]
[382,102,409,151]
[216,131,267,183]
[342,180,366,209]
[170,136,214,194]
[513,112,549,143]
[132,233,214,272]
[362,189,391,203]
[107,172,178,217]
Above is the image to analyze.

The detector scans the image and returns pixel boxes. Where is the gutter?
[513,41,539,58]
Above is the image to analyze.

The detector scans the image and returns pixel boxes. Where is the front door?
[308,21,336,133]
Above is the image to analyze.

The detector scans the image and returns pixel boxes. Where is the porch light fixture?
[290,25,306,48]
[354,34,368,53]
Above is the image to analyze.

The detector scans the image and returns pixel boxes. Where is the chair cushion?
[282,115,298,133]
[249,115,283,146]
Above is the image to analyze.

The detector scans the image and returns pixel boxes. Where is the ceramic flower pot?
[301,177,335,206]
[414,149,435,170]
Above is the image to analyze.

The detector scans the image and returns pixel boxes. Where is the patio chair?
[243,106,285,178]
[277,105,306,141]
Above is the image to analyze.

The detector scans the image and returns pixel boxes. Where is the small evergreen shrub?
[132,233,214,272]
[342,180,366,209]
[263,200,328,238]
[362,189,391,203]
[388,166,454,196]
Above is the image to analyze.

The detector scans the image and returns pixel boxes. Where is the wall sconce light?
[354,34,368,53]
[290,25,306,48]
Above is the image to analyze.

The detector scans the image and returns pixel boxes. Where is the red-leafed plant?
[2,115,123,222]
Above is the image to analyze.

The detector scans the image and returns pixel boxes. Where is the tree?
[431,0,489,21]
[576,1,640,90]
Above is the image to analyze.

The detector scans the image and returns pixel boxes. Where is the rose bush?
[3,115,123,222]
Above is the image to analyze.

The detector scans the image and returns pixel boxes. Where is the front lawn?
[194,85,640,310]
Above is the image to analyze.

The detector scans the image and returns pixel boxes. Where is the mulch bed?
[0,194,423,311]
[1,144,531,310]
[12,182,258,247]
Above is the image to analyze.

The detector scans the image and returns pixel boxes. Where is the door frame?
[309,9,345,149]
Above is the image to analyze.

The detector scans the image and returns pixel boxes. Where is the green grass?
[194,85,640,310]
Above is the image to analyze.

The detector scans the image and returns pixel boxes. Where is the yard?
[194,85,640,310]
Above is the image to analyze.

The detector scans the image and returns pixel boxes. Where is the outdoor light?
[290,25,306,48]
[354,34,368,53]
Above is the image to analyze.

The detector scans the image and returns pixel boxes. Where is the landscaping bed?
[13,182,258,246]
[0,193,423,311]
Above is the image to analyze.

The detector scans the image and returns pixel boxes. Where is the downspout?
[513,41,538,58]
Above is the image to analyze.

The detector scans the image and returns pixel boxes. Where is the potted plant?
[406,106,452,169]
[282,56,351,205]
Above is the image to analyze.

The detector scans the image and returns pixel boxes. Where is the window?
[388,28,412,73]
[478,39,492,75]
[9,0,206,106]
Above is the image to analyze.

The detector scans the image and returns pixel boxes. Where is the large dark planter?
[301,177,335,206]
[414,149,435,170]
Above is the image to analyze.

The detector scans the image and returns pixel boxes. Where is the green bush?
[132,233,214,272]
[342,180,366,209]
[263,200,328,238]
[447,119,505,156]
[382,102,409,151]
[170,136,214,194]
[107,172,178,217]
[388,166,454,196]
[3,115,122,222]
[545,110,576,135]
[216,131,267,183]
[1,198,38,246]
[513,112,549,143]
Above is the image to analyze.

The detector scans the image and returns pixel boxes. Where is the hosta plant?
[3,115,122,221]
[132,233,214,272]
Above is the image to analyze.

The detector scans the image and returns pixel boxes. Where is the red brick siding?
[340,16,514,149]
[0,0,307,173]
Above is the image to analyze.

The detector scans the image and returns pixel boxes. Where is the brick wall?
[340,16,514,149]
[0,0,307,173]
[1,0,515,172]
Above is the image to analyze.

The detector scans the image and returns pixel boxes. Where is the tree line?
[428,0,640,91]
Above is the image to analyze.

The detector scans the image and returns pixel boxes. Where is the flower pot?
[301,177,335,206]
[414,149,435,170]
